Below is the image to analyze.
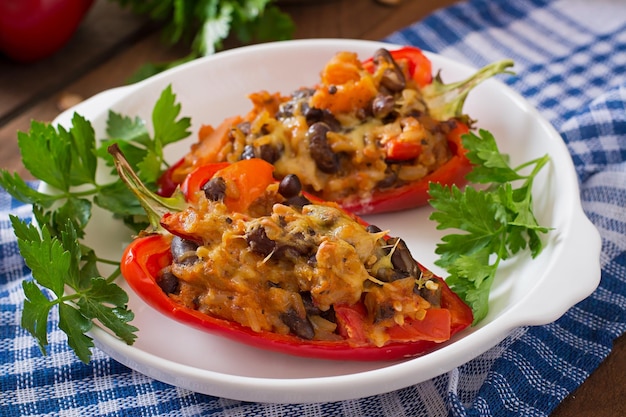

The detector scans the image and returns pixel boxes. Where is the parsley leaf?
[429,130,551,324]
[112,0,295,81]
[98,85,191,185]
[18,121,72,191]
[1,85,191,362]
[12,216,138,363]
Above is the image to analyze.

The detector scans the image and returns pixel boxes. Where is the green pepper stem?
[422,59,515,122]
[108,143,187,233]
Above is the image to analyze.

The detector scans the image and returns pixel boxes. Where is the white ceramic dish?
[52,39,601,404]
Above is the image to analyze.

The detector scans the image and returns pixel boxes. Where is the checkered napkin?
[2,0,626,415]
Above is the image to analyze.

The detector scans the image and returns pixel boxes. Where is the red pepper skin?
[157,46,472,215]
[362,46,433,87]
[339,122,472,214]
[354,46,471,213]
[0,0,94,62]
[123,160,473,361]
[121,234,472,361]
[157,158,186,197]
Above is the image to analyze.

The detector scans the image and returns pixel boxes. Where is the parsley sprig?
[0,85,191,362]
[429,129,551,324]
[112,0,295,81]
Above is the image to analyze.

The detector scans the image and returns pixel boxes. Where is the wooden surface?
[0,0,624,415]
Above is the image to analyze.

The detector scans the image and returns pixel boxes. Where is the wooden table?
[1,1,624,415]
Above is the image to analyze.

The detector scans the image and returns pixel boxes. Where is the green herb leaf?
[97,84,191,184]
[429,130,551,324]
[76,279,137,345]
[106,111,150,146]
[21,280,54,354]
[110,0,295,82]
[58,303,94,363]
[96,180,147,218]
[12,217,71,297]
[463,129,523,184]
[18,121,72,191]
[0,172,57,208]
[68,113,98,185]
[4,85,192,362]
[153,85,192,147]
[197,2,234,56]
[12,216,137,362]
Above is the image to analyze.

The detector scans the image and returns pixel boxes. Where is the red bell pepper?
[121,234,472,360]
[362,46,433,88]
[339,47,512,213]
[157,47,513,214]
[111,146,473,361]
[0,0,94,62]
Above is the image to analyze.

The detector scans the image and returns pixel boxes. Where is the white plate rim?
[50,38,602,404]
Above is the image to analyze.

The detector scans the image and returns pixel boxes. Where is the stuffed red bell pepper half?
[158,47,513,214]
[111,145,472,361]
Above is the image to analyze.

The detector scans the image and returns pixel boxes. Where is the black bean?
[246,226,276,257]
[277,89,315,119]
[203,177,226,201]
[299,292,336,322]
[157,270,179,294]
[372,94,396,118]
[280,309,315,340]
[278,174,302,198]
[373,48,406,92]
[308,122,339,174]
[321,110,341,132]
[300,292,321,316]
[388,237,421,279]
[304,105,341,131]
[276,232,313,258]
[171,236,199,265]
[373,303,396,323]
[292,88,315,100]
[320,306,336,323]
[366,224,383,234]
[273,246,302,263]
[286,195,312,209]
[418,282,442,308]
[303,105,324,125]
[277,101,296,118]
[237,121,251,135]
[258,144,280,164]
[376,168,398,189]
[374,267,408,283]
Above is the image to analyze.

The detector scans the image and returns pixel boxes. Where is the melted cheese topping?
[173,50,458,205]
[160,189,440,346]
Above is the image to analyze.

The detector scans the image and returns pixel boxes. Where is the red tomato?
[0,0,95,62]
[385,139,423,161]
[181,159,275,212]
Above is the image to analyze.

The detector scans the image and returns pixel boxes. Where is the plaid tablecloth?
[2,0,626,415]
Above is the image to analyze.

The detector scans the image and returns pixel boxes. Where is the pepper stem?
[422,59,515,122]
[108,144,187,233]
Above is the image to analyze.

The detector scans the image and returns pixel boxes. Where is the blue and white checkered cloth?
[2,0,626,415]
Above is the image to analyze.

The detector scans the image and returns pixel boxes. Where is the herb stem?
[513,154,550,176]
